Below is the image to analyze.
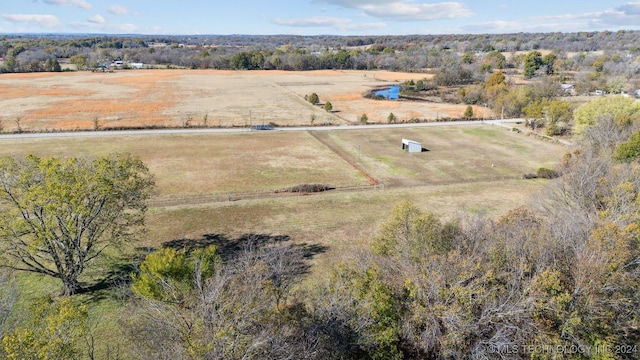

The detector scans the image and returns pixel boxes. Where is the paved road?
[0,119,525,140]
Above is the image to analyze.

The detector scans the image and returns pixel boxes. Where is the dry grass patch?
[1,69,473,131]
[144,178,549,273]
[0,131,368,199]
[316,125,565,187]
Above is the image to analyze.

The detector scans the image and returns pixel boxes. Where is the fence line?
[148,174,532,208]
[148,183,385,208]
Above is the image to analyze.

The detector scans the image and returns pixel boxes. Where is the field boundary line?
[148,183,385,208]
[307,130,379,185]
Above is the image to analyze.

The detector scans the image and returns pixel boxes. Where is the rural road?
[0,119,527,140]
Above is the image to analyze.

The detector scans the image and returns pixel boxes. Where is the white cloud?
[463,2,640,34]
[43,0,92,10]
[273,16,385,31]
[313,0,473,21]
[70,19,139,33]
[462,20,573,33]
[1,14,61,28]
[108,5,130,16]
[87,14,105,24]
[596,1,640,26]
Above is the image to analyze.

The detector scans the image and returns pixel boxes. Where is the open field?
[312,125,564,187]
[0,131,369,198]
[2,123,565,357]
[0,69,481,132]
[0,124,565,197]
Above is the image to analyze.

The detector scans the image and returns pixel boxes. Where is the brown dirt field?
[0,69,468,132]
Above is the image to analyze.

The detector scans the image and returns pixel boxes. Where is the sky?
[1,1,640,35]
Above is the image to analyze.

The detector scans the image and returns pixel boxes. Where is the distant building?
[561,84,575,94]
[402,139,422,153]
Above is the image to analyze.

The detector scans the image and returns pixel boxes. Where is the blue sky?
[2,1,640,35]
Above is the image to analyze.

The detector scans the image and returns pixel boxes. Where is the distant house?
[402,139,422,153]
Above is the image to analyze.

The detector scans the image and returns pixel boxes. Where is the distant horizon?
[2,29,640,38]
[2,1,640,36]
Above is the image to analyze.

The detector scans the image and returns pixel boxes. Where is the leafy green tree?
[230,51,252,70]
[483,50,506,69]
[523,50,543,78]
[387,112,397,123]
[464,105,474,119]
[3,297,87,360]
[573,96,640,133]
[484,71,507,106]
[69,54,86,69]
[333,49,351,69]
[545,99,573,135]
[330,266,402,360]
[308,92,319,105]
[614,128,640,162]
[0,153,155,295]
[493,85,533,118]
[372,200,456,258]
[542,53,557,75]
[131,246,219,302]
[1,53,16,73]
[44,58,61,72]
[485,71,506,88]
[324,101,333,112]
[523,99,545,128]
[461,51,474,64]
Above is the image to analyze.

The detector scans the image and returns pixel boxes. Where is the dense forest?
[2,31,639,81]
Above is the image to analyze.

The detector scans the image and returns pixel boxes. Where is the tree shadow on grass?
[79,246,153,300]
[163,233,327,263]
[80,233,327,300]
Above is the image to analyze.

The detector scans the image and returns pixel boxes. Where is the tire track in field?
[307,130,379,185]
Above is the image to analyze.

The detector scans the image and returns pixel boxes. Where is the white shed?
[402,138,422,153]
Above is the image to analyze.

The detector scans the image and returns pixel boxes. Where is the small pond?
[372,85,400,100]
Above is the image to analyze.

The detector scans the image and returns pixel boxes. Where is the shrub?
[387,113,397,123]
[308,93,319,105]
[464,105,474,119]
[324,101,333,112]
[614,128,640,162]
[536,167,559,179]
[276,184,334,193]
